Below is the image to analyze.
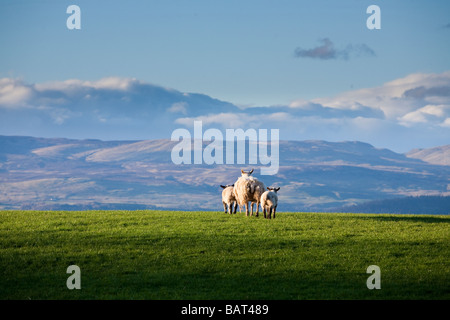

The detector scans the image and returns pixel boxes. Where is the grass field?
[0,210,449,300]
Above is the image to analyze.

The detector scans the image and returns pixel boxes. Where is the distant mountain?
[406,145,450,166]
[0,135,449,213]
[333,196,450,215]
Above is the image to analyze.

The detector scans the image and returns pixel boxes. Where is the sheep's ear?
[267,187,272,190]
[249,169,254,174]
[231,184,234,187]
[275,187,280,192]
[220,185,226,189]
[241,169,245,174]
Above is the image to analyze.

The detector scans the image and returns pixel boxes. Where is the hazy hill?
[334,195,450,215]
[0,135,449,213]
[406,145,450,166]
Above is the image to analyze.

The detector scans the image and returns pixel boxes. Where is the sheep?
[233,169,265,217]
[260,187,280,219]
[220,184,237,214]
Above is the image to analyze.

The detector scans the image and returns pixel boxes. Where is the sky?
[1,0,450,152]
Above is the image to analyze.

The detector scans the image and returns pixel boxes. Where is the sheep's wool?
[233,176,265,207]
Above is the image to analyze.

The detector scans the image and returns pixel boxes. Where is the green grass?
[0,210,449,300]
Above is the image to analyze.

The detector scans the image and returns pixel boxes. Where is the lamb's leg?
[255,201,260,217]
[273,205,277,219]
[233,202,237,214]
[263,206,267,219]
[223,201,227,213]
[245,202,249,216]
[268,207,272,219]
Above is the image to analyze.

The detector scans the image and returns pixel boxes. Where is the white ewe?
[260,187,280,219]
[220,184,237,214]
[233,169,265,217]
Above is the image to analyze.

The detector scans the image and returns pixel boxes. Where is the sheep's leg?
[255,201,260,217]
[268,207,272,219]
[223,202,227,213]
[233,202,237,214]
[263,206,267,219]
[273,205,277,219]
[250,203,254,216]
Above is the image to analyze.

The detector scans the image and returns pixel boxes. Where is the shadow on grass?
[357,215,449,224]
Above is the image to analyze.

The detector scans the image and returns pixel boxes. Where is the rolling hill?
[406,145,450,166]
[0,135,449,213]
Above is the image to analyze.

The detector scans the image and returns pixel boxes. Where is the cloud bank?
[1,72,449,152]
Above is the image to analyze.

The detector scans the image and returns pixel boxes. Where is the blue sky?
[1,0,450,151]
[2,0,449,105]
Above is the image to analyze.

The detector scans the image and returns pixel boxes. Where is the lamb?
[260,187,280,219]
[233,169,265,217]
[220,184,237,214]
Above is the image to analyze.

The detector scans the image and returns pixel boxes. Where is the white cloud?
[0,77,140,110]
[288,99,309,109]
[1,73,449,151]
[34,77,137,92]
[175,111,300,130]
[420,105,447,117]
[0,78,34,107]
[168,102,188,115]
[299,71,450,123]
[85,77,137,90]
[176,113,248,128]
[399,104,450,126]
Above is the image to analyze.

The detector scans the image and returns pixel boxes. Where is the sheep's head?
[267,187,280,193]
[240,169,254,177]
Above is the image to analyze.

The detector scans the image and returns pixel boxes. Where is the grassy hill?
[0,210,448,300]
